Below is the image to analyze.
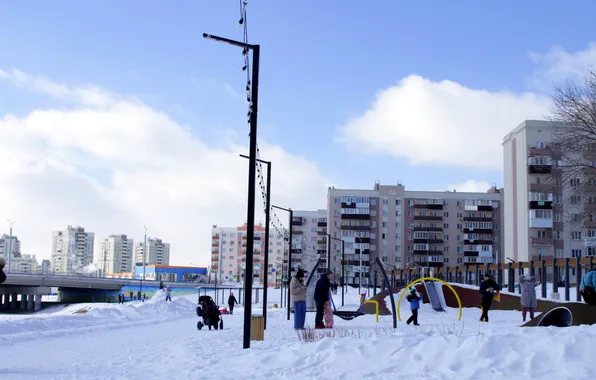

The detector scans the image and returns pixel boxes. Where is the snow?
[1,287,595,379]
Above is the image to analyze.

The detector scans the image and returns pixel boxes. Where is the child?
[323,298,334,328]
[406,287,421,326]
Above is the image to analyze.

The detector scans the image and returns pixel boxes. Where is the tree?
[549,69,596,253]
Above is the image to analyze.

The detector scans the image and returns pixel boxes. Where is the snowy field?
[1,287,596,379]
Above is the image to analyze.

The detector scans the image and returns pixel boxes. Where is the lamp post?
[272,205,293,321]
[6,220,16,273]
[139,225,148,297]
[204,32,261,350]
[324,234,345,306]
[240,154,272,330]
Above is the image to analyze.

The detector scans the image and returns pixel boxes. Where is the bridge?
[0,273,202,313]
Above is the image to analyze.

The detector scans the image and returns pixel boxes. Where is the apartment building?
[98,234,134,275]
[134,238,170,266]
[11,254,38,274]
[503,120,595,263]
[210,223,287,286]
[51,225,95,275]
[291,210,328,276]
[0,233,21,263]
[327,182,504,285]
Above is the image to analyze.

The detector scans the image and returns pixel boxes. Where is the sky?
[1,0,596,266]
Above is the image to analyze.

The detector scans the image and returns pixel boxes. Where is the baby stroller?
[196,295,223,330]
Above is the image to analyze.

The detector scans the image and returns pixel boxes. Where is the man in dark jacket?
[227,292,238,315]
[479,273,500,322]
[314,270,333,329]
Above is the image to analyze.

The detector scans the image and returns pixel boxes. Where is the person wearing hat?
[314,269,334,329]
[406,287,422,325]
[290,268,308,329]
[479,272,500,322]
[227,292,238,315]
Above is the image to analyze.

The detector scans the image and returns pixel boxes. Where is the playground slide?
[433,281,449,311]
[423,280,446,312]
[521,302,596,327]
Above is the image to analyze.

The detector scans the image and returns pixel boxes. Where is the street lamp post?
[6,220,16,273]
[139,225,148,297]
[240,154,272,330]
[204,32,261,350]
[272,205,293,321]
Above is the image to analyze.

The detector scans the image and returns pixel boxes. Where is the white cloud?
[529,42,596,86]
[0,69,333,266]
[336,75,550,170]
[445,180,495,193]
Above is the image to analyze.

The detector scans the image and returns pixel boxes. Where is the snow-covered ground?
[1,287,595,379]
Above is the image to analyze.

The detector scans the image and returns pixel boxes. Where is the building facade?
[0,234,21,267]
[51,225,95,275]
[134,238,170,266]
[210,223,287,286]
[503,120,595,263]
[327,182,504,285]
[291,210,328,277]
[98,234,134,275]
[133,265,208,282]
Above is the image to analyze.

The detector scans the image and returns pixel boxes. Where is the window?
[383,199,389,205]
[571,196,581,204]
[570,178,581,187]
[371,199,377,205]
[443,223,449,229]
[588,247,596,256]
[443,212,449,217]
[587,229,596,238]
[572,249,582,258]
[396,199,401,205]
[572,231,582,240]
[457,224,463,230]
[443,235,449,241]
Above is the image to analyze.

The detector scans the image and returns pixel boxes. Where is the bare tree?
[549,69,596,251]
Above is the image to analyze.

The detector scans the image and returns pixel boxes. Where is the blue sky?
[1,1,596,263]
[2,0,595,191]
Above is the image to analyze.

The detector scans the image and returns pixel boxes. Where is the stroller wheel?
[197,321,203,330]
[219,320,224,330]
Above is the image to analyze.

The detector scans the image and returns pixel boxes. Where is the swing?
[329,292,367,321]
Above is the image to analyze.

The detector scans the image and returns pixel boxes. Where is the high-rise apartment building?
[291,210,328,276]
[0,234,21,267]
[98,234,134,275]
[134,238,170,266]
[327,182,504,285]
[211,223,287,286]
[51,225,95,275]
[503,120,594,263]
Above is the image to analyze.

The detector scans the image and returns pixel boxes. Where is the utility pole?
[240,154,272,330]
[6,220,16,273]
[204,32,261,350]
[139,225,148,296]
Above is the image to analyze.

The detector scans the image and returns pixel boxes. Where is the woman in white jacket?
[519,274,538,322]
[290,268,307,329]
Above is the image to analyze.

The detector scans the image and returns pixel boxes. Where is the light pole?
[139,225,148,297]
[6,220,16,273]
[324,234,345,306]
[204,32,260,350]
[272,205,293,321]
[240,154,272,330]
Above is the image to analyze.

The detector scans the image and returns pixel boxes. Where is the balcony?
[341,224,371,230]
[529,237,553,245]
[529,217,553,228]
[292,217,303,226]
[463,228,492,234]
[413,250,442,256]
[413,215,442,221]
[413,238,443,244]
[413,226,443,232]
[413,203,443,210]
[317,222,327,227]
[464,239,493,245]
[585,220,596,228]
[293,230,303,235]
[529,183,554,192]
[340,213,369,220]
[529,147,551,156]
[528,164,552,175]
[529,200,552,210]
[463,217,492,222]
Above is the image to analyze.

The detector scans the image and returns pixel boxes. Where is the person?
[314,270,333,329]
[323,296,334,328]
[519,274,537,322]
[580,268,596,306]
[0,257,6,284]
[227,292,238,315]
[406,287,422,326]
[165,287,172,302]
[479,273,500,322]
[290,268,308,329]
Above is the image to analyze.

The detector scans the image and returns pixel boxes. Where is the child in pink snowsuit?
[323,300,334,328]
